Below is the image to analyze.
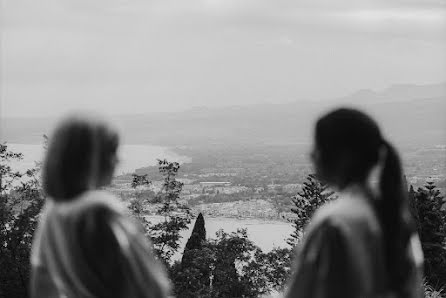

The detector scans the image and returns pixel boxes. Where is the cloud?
[334,8,446,26]
[1,0,445,117]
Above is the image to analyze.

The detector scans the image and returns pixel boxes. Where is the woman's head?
[312,108,383,189]
[43,114,119,201]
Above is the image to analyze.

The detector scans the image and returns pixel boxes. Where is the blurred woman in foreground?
[285,108,423,298]
[31,114,170,298]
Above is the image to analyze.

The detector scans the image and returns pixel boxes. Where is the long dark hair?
[315,108,415,294]
[43,114,119,201]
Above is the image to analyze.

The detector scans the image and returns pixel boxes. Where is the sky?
[1,0,446,118]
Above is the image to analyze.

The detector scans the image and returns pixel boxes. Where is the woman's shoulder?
[81,190,126,210]
[75,191,144,238]
[309,189,380,236]
[53,190,127,217]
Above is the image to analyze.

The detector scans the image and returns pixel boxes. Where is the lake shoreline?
[146,214,294,253]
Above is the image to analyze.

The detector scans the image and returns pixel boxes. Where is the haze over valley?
[2,82,445,147]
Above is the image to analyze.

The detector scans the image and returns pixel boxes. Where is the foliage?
[172,213,211,298]
[131,159,193,265]
[150,159,193,264]
[0,143,44,298]
[173,227,292,298]
[243,247,292,294]
[287,174,335,247]
[409,182,446,291]
[0,144,24,193]
[184,212,206,252]
[131,173,150,189]
[175,214,289,297]
[129,174,154,232]
[209,229,258,297]
[424,282,444,298]
[131,162,297,297]
[172,244,216,298]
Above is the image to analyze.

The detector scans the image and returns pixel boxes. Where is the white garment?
[31,191,170,298]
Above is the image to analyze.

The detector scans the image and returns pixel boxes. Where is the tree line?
[1,143,445,297]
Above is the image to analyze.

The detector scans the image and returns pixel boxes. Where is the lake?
[147,215,294,259]
[4,143,190,174]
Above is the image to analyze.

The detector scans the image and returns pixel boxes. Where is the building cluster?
[111,175,301,221]
[194,199,294,220]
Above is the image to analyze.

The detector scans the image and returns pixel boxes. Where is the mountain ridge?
[2,83,445,147]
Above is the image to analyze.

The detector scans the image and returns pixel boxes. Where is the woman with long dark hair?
[285,108,423,298]
[31,114,170,298]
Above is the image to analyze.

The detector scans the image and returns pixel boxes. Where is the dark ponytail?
[378,140,415,295]
[315,108,418,295]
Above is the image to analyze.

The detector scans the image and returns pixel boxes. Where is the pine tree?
[184,213,206,252]
[171,245,215,298]
[407,185,420,233]
[181,212,206,266]
[287,174,335,247]
[174,213,210,297]
[410,181,446,290]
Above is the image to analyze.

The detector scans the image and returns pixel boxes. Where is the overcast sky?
[1,0,446,118]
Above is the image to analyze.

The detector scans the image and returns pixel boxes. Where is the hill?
[1,82,445,147]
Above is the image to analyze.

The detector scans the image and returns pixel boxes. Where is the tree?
[407,185,419,225]
[131,173,150,189]
[172,224,293,298]
[243,247,292,294]
[184,212,206,252]
[210,229,258,298]
[0,143,44,298]
[409,181,446,290]
[171,246,216,298]
[147,159,193,265]
[130,160,193,265]
[173,228,281,298]
[129,174,153,232]
[287,174,335,247]
[173,213,210,298]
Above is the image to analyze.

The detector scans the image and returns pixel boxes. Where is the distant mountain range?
[337,82,446,104]
[2,82,445,148]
